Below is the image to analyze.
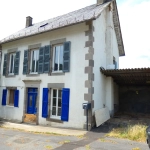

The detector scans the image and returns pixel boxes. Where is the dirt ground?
[24,114,36,124]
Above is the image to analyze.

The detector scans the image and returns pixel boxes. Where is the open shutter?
[42,88,48,118]
[2,89,7,106]
[3,54,7,76]
[61,88,70,121]
[23,50,28,74]
[63,41,71,72]
[14,51,20,75]
[38,47,44,74]
[44,45,51,73]
[14,90,19,107]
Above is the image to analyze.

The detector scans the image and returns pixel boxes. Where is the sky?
[0,0,150,69]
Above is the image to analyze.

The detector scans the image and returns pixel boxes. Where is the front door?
[27,88,37,114]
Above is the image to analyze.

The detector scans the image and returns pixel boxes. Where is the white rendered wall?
[0,23,89,129]
[93,6,120,115]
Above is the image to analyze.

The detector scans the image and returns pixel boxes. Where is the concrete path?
[0,121,149,150]
[0,121,87,136]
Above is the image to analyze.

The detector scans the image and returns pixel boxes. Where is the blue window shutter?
[3,54,7,76]
[61,88,70,121]
[23,50,28,74]
[14,51,20,75]
[14,90,19,107]
[43,45,51,73]
[63,41,71,72]
[42,88,48,118]
[2,89,7,106]
[38,47,44,74]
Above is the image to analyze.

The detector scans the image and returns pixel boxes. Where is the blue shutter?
[23,50,28,74]
[42,88,48,118]
[14,90,19,107]
[61,88,70,121]
[43,45,51,73]
[2,89,7,106]
[38,47,44,74]
[63,41,71,72]
[3,54,7,76]
[14,51,20,75]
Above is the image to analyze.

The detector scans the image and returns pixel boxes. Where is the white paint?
[105,77,114,116]
[95,107,110,127]
[0,23,88,129]
[0,2,121,129]
[93,5,120,116]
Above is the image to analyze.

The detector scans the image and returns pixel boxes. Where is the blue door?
[27,88,37,114]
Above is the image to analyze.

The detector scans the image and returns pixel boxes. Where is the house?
[0,0,125,130]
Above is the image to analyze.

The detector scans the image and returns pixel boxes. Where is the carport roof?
[100,67,150,85]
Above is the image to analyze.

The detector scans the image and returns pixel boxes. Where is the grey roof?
[0,2,111,44]
[0,0,125,56]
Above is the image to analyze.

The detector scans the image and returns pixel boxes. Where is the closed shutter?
[44,45,51,73]
[23,50,28,74]
[38,47,44,74]
[3,54,7,76]
[2,89,7,106]
[14,51,20,75]
[42,88,49,118]
[61,88,70,121]
[63,41,71,72]
[14,90,19,107]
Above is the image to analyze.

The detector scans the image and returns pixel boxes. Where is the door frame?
[22,80,41,125]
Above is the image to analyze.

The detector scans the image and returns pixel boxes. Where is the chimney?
[26,16,33,28]
[97,0,105,5]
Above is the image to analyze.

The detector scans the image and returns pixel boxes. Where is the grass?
[106,124,147,142]
[132,148,141,150]
[85,144,91,150]
[59,140,70,144]
[45,145,53,149]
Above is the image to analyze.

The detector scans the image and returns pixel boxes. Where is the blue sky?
[0,0,150,69]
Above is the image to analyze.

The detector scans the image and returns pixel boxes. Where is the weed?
[132,147,141,150]
[106,124,147,142]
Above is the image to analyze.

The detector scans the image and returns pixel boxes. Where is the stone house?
[0,0,124,130]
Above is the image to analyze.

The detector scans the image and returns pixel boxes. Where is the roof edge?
[112,0,125,56]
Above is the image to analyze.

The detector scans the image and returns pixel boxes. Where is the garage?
[101,68,150,119]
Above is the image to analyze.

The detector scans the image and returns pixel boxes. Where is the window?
[30,49,39,73]
[53,45,63,72]
[9,53,16,75]
[51,89,62,119]
[7,89,15,106]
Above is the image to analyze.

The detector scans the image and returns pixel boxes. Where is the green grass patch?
[106,124,147,142]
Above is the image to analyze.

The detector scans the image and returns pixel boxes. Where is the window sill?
[46,117,63,123]
[51,72,65,76]
[26,74,40,77]
[5,75,16,78]
[6,105,14,108]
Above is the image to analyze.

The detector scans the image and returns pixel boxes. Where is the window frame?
[50,88,62,119]
[8,52,16,75]
[30,49,39,74]
[52,44,63,73]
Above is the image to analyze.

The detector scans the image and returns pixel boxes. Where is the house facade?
[0,0,124,130]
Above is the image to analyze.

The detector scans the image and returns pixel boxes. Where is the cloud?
[118,0,150,68]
